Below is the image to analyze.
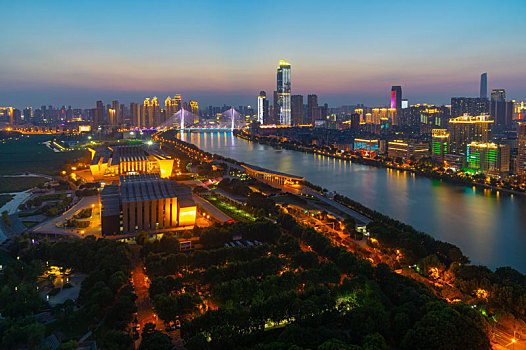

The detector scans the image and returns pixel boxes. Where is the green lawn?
[22,221,40,228]
[0,176,49,193]
[0,134,87,176]
[206,194,256,222]
[0,194,14,207]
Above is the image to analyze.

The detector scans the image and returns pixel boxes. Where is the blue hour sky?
[1,0,525,108]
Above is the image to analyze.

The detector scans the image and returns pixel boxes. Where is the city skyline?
[2,0,526,108]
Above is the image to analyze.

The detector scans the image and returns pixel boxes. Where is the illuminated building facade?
[431,129,449,161]
[518,122,526,178]
[242,164,304,186]
[111,100,120,126]
[257,91,269,124]
[467,142,509,175]
[387,140,429,160]
[0,107,14,125]
[354,138,379,157]
[448,114,493,156]
[277,60,291,125]
[189,100,199,123]
[419,106,450,134]
[391,86,402,109]
[514,101,526,120]
[142,97,161,128]
[100,173,196,235]
[89,145,174,179]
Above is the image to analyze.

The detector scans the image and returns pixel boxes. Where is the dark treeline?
[141,216,492,350]
[331,192,526,323]
[0,236,137,350]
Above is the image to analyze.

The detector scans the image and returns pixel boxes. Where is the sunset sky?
[1,0,526,108]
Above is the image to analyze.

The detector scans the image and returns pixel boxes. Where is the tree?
[136,231,148,246]
[139,324,172,350]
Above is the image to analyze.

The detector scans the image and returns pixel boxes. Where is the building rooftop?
[241,164,304,181]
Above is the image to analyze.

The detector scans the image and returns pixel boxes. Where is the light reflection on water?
[183,131,526,272]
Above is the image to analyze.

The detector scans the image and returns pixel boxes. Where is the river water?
[180,131,526,273]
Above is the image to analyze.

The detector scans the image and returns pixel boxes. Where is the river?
[179,131,526,273]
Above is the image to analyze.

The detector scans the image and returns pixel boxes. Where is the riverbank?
[235,130,526,197]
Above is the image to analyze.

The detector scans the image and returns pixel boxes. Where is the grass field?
[0,177,49,193]
[0,134,87,176]
[22,221,40,228]
[0,194,14,207]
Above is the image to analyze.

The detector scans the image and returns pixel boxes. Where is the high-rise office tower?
[276,60,291,125]
[291,95,304,125]
[490,89,512,127]
[517,122,526,178]
[448,114,494,156]
[307,94,318,124]
[491,89,506,102]
[480,73,487,99]
[112,100,120,126]
[390,86,402,109]
[257,91,269,124]
[451,97,490,118]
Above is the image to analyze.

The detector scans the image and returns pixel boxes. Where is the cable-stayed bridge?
[150,107,243,131]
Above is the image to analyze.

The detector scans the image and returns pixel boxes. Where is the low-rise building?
[89,144,174,179]
[387,140,429,160]
[100,173,196,235]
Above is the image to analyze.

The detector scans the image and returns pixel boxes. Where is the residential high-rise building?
[276,60,291,125]
[173,95,182,112]
[431,129,449,161]
[480,73,487,99]
[23,107,32,121]
[111,100,120,126]
[448,114,494,156]
[130,103,142,128]
[143,97,161,128]
[291,95,304,125]
[391,86,402,109]
[517,122,526,178]
[93,100,104,126]
[467,142,509,175]
[189,100,199,123]
[165,97,174,121]
[491,89,506,102]
[257,91,269,124]
[307,94,318,124]
[451,97,489,118]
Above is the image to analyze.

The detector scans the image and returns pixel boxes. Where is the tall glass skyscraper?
[257,91,268,124]
[277,60,291,125]
[480,73,487,99]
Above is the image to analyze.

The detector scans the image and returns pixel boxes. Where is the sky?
[1,0,526,109]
